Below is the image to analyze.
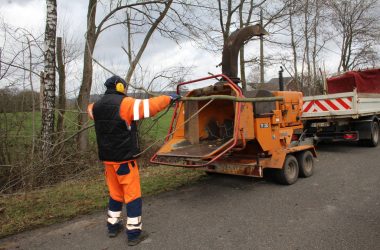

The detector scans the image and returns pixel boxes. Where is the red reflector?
[343,133,357,140]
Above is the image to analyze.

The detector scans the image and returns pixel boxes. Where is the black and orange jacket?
[88,89,171,162]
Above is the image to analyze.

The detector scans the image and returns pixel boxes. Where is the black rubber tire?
[368,121,379,147]
[275,155,299,185]
[297,150,314,178]
[360,121,379,147]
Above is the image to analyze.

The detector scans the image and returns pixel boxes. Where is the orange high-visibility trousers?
[104,160,141,204]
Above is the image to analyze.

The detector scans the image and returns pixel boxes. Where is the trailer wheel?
[297,151,314,177]
[275,155,299,185]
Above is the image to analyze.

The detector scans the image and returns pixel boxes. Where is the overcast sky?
[0,0,345,96]
[1,0,233,95]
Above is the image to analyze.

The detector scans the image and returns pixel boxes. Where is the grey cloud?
[0,0,36,6]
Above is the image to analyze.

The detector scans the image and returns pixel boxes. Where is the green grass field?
[139,108,174,141]
[0,107,207,238]
[2,110,84,136]
[1,108,174,142]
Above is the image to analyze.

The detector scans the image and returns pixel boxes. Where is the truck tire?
[275,155,299,185]
[368,121,379,147]
[297,150,314,177]
[361,121,379,147]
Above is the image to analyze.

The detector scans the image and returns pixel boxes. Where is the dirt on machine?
[151,24,316,185]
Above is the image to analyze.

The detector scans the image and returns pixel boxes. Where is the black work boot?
[127,231,149,246]
[107,222,123,238]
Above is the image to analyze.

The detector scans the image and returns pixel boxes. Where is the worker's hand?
[168,93,181,102]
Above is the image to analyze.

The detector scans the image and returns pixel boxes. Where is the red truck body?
[327,68,380,94]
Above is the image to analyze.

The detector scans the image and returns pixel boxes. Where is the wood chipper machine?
[151,25,316,185]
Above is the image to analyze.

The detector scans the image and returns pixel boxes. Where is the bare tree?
[288,0,300,89]
[302,0,312,94]
[55,18,81,137]
[328,0,380,72]
[76,0,173,151]
[0,23,45,191]
[41,0,57,158]
[76,0,96,151]
[311,0,320,84]
[56,37,65,137]
[218,0,243,44]
[274,0,328,94]
[239,0,265,91]
[124,0,174,85]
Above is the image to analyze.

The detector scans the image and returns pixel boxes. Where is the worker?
[88,75,180,246]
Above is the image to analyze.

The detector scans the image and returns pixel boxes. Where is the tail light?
[343,133,357,140]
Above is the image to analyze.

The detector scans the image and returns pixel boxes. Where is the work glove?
[168,93,181,102]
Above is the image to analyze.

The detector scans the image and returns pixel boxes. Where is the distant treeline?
[0,88,40,113]
[0,88,177,113]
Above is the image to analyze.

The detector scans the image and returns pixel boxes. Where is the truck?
[302,69,380,147]
[151,25,316,185]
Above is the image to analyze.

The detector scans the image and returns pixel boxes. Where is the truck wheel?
[361,121,379,147]
[368,121,379,147]
[275,155,299,185]
[297,151,314,177]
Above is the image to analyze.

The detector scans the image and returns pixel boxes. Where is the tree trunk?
[304,0,311,95]
[77,0,97,152]
[289,0,299,90]
[224,0,233,43]
[259,8,264,84]
[312,0,320,95]
[27,38,36,160]
[41,0,57,159]
[56,37,66,138]
[238,0,255,91]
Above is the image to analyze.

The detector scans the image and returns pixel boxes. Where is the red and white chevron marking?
[303,97,353,113]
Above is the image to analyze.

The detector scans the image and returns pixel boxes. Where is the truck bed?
[302,90,380,120]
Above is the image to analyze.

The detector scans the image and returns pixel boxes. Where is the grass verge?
[0,166,205,238]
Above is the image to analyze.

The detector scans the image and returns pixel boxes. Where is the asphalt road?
[1,143,379,250]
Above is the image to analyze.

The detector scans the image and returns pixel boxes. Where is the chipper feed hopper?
[151,25,316,185]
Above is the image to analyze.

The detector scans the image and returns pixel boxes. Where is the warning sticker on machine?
[260,123,269,128]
